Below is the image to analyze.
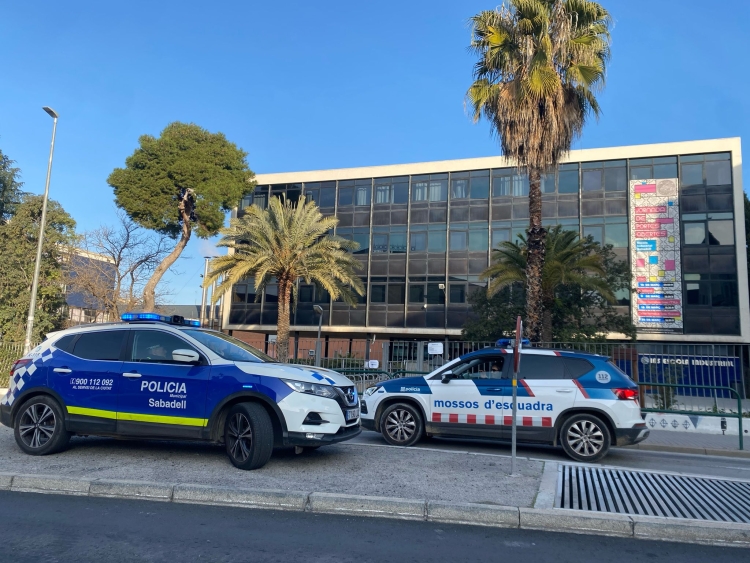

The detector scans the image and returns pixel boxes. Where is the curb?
[1,472,748,548]
[623,443,750,459]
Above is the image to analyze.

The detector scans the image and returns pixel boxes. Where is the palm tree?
[467,0,612,341]
[205,196,365,363]
[480,226,615,342]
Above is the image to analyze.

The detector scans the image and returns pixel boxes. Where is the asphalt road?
[349,431,750,480]
[0,491,744,563]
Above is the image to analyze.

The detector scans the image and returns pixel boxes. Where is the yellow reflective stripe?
[116,412,208,427]
[66,406,208,427]
[67,406,118,420]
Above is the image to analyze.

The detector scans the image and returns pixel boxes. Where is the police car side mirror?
[441,371,453,384]
[172,349,200,364]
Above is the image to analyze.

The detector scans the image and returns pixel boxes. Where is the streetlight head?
[313,305,324,315]
[42,106,58,119]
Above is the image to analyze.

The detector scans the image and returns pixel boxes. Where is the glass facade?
[229,148,741,337]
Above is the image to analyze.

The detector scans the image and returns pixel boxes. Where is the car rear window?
[53,334,77,353]
[518,354,566,379]
[72,331,127,361]
[563,358,594,378]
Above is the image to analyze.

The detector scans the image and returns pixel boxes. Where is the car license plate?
[345,408,359,421]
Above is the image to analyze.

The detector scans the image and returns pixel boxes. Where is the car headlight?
[364,385,381,397]
[282,379,337,399]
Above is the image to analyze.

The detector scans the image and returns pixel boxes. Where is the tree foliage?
[108,122,255,311]
[206,196,365,363]
[0,148,25,224]
[0,195,76,342]
[66,210,173,319]
[466,0,612,342]
[464,226,633,342]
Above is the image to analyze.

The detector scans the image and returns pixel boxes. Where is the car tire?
[560,413,611,462]
[380,403,423,447]
[13,395,70,456]
[224,402,274,470]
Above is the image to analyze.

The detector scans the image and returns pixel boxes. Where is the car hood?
[233,362,355,387]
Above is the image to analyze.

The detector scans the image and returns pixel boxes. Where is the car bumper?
[615,424,650,446]
[361,417,376,432]
[285,423,362,447]
[0,404,10,428]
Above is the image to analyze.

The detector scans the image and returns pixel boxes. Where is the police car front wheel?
[224,402,274,470]
[380,403,423,447]
[13,396,70,456]
[560,414,611,462]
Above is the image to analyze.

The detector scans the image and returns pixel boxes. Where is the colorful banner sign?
[629,178,683,333]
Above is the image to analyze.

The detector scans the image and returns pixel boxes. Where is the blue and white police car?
[361,342,649,462]
[0,313,361,470]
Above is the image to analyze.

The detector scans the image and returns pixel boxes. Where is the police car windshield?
[181,330,273,363]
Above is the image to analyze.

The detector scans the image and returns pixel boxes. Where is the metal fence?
[0,342,25,388]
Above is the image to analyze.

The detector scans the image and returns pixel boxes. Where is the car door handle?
[556,389,574,393]
[122,372,142,378]
[53,368,72,374]
[486,387,504,392]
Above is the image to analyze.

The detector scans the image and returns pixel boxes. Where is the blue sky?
[1,0,748,306]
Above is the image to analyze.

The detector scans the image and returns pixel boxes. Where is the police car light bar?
[121,312,202,327]
[496,338,531,348]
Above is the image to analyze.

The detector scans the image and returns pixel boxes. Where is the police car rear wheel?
[380,403,423,447]
[13,396,70,456]
[225,403,274,470]
[560,414,610,462]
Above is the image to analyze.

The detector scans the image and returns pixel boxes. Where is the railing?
[0,342,25,388]
[639,382,744,450]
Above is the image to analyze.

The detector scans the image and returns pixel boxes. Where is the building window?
[354,184,371,206]
[451,177,469,199]
[558,164,579,194]
[449,284,466,303]
[428,231,447,253]
[410,232,427,252]
[470,173,490,199]
[683,214,735,246]
[372,233,388,253]
[370,284,386,303]
[388,284,406,304]
[449,231,467,251]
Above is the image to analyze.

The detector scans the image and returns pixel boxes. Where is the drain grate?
[555,464,750,523]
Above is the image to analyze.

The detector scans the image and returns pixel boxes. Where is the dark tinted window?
[518,355,566,379]
[53,334,77,353]
[72,331,127,361]
[131,330,199,364]
[563,358,594,378]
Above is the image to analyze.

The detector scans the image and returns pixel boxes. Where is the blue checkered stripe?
[1,348,56,407]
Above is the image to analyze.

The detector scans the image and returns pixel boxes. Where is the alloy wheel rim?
[19,403,56,449]
[227,413,253,462]
[385,409,416,442]
[567,420,605,457]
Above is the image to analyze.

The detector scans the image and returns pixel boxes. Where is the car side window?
[517,355,566,380]
[452,356,505,380]
[563,358,594,378]
[71,331,127,361]
[130,330,200,364]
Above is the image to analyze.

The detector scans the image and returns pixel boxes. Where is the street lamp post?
[313,304,324,367]
[24,107,59,354]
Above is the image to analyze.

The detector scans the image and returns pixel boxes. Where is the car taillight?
[10,358,31,377]
[613,388,639,401]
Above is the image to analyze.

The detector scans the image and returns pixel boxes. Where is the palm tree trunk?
[525,168,546,343]
[276,275,292,363]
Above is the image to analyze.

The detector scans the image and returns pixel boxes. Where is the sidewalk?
[624,429,750,457]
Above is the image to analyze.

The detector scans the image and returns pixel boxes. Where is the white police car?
[361,343,648,462]
[0,313,360,470]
